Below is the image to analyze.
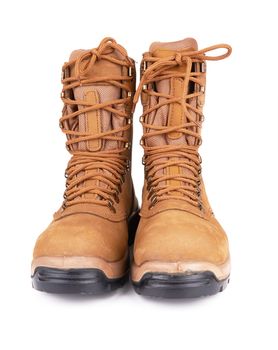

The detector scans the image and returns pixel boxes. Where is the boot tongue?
[146,38,200,194]
[67,48,126,201]
[147,38,198,147]
[150,38,198,57]
[68,48,124,151]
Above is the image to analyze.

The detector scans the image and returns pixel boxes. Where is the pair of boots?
[31,37,232,298]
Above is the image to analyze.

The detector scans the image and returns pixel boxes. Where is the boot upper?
[33,38,137,263]
[133,38,232,266]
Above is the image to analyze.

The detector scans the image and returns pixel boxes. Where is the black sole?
[133,271,230,298]
[32,267,128,294]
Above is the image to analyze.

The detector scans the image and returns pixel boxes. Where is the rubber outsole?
[132,271,230,298]
[32,267,128,294]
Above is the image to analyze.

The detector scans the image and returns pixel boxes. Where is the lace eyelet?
[120,174,125,184]
[107,200,116,213]
[201,62,206,73]
[117,184,122,193]
[113,192,120,203]
[148,196,157,210]
[147,183,155,193]
[142,60,147,72]
[199,114,205,123]
[149,195,157,208]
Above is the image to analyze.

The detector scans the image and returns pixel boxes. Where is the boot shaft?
[61,38,135,153]
[57,38,137,218]
[135,38,232,214]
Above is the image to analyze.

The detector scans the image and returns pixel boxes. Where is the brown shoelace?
[133,44,232,209]
[59,38,133,211]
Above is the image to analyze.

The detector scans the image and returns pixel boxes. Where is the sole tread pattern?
[132,271,230,298]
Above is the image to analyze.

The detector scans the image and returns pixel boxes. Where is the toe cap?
[134,210,229,266]
[33,213,128,262]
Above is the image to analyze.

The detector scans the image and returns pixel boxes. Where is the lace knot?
[174,52,182,66]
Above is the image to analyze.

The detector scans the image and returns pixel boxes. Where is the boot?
[31,38,139,294]
[131,38,232,298]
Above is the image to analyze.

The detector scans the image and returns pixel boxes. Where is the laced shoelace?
[59,38,134,212]
[133,44,232,210]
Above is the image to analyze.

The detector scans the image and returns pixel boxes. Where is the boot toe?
[33,213,127,262]
[134,210,229,266]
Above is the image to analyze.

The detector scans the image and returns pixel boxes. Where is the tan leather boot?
[32,38,139,294]
[131,38,232,298]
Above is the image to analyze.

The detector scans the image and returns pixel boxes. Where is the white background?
[0,0,277,349]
